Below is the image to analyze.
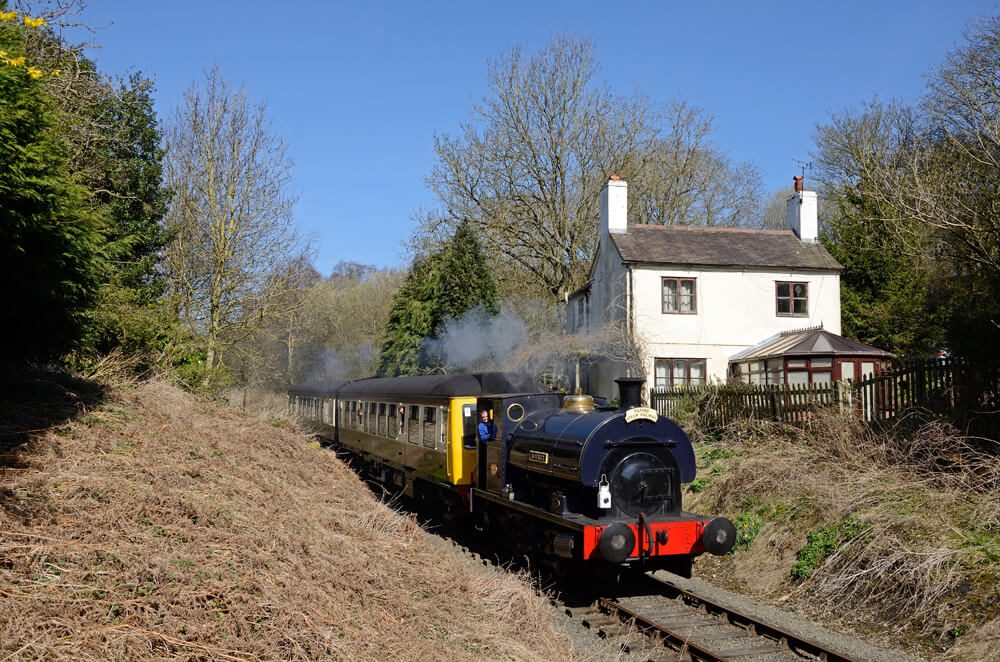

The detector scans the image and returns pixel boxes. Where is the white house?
[566,176,843,399]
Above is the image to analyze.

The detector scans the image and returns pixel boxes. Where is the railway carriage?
[289,373,543,496]
[289,372,735,576]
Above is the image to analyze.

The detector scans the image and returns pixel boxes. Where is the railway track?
[560,571,915,662]
[568,594,846,661]
[429,519,917,662]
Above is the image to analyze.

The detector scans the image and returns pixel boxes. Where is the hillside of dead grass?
[0,379,579,661]
[683,408,1000,660]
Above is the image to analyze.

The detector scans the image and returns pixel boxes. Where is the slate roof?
[729,327,894,362]
[610,225,842,271]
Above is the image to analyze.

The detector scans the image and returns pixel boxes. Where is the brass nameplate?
[625,407,658,423]
[529,450,549,464]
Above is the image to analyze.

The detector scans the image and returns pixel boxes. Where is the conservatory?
[728,326,893,386]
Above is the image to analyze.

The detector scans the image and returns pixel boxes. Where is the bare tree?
[164,67,300,385]
[419,36,659,299]
[296,269,404,381]
[630,101,763,227]
[418,37,764,301]
[816,15,1000,279]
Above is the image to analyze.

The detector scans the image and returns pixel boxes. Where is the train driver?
[478,409,496,442]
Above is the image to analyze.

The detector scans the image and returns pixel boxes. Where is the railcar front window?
[462,404,477,448]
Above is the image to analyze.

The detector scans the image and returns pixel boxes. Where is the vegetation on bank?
[0,380,579,661]
[682,408,1000,659]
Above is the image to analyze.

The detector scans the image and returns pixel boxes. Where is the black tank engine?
[474,378,735,573]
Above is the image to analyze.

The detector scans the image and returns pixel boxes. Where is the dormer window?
[662,278,697,314]
[776,281,808,316]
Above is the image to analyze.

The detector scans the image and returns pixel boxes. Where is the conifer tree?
[377,222,499,376]
[83,74,172,367]
[0,9,106,368]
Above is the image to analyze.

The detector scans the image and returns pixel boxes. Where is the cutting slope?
[0,380,577,661]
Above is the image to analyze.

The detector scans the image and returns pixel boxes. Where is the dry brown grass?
[686,409,1000,657]
[0,380,579,661]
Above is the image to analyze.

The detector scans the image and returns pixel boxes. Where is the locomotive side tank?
[507,405,694,514]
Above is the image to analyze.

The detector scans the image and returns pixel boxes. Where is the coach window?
[377,403,387,437]
[408,405,420,444]
[422,407,436,449]
[388,404,399,439]
[368,402,377,434]
[436,406,448,451]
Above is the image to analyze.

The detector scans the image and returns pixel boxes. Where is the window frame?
[661,277,698,315]
[407,405,420,445]
[653,357,707,389]
[775,281,808,317]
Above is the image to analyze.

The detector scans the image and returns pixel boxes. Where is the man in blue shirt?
[478,409,496,441]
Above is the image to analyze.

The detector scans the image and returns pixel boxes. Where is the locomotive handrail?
[508,433,585,447]
[602,438,678,448]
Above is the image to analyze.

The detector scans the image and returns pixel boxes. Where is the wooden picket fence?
[650,357,1000,431]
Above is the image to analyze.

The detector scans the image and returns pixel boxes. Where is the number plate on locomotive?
[529,450,549,464]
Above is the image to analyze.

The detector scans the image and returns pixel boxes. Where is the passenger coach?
[288,372,545,499]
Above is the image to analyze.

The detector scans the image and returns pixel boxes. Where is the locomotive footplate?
[471,488,729,562]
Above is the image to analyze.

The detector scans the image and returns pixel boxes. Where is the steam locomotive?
[288,372,735,576]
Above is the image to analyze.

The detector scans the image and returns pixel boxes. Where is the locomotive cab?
[476,392,561,494]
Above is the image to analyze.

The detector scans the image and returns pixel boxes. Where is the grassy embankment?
[0,378,578,661]
[679,398,1000,661]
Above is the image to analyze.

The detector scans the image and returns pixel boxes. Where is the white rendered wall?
[631,266,841,382]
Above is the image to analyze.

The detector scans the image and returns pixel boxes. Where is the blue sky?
[72,1,996,275]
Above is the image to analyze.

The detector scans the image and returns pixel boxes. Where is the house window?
[575,295,589,331]
[776,281,808,316]
[662,278,697,314]
[654,358,706,388]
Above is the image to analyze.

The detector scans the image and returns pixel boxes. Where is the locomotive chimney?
[615,377,645,410]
